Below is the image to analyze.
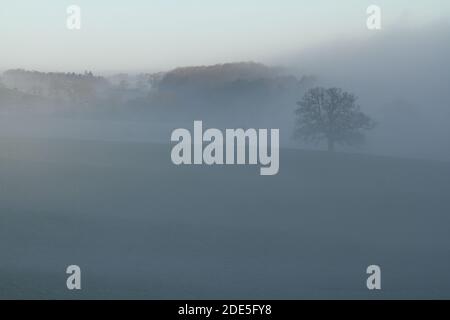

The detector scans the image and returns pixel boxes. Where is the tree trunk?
[327,139,335,152]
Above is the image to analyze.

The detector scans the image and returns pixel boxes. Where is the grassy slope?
[1,137,450,299]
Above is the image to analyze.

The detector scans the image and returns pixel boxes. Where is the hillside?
[1,137,449,298]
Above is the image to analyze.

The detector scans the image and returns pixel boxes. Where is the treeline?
[2,69,109,104]
[0,63,314,120]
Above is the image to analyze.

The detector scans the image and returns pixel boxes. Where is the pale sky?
[1,0,449,72]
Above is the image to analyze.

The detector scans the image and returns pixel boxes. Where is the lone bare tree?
[294,87,375,151]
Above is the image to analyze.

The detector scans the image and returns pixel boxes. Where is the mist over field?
[285,20,450,160]
[2,138,450,299]
[2,21,450,160]
[1,2,450,299]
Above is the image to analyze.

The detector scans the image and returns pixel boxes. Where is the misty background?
[1,1,449,160]
[1,1,450,299]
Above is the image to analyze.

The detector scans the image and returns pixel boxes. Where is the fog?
[1,6,450,299]
[284,20,450,160]
[5,1,449,72]
[2,21,450,161]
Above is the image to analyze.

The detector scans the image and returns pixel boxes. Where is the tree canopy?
[294,87,375,151]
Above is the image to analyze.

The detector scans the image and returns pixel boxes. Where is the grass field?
[1,137,450,299]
